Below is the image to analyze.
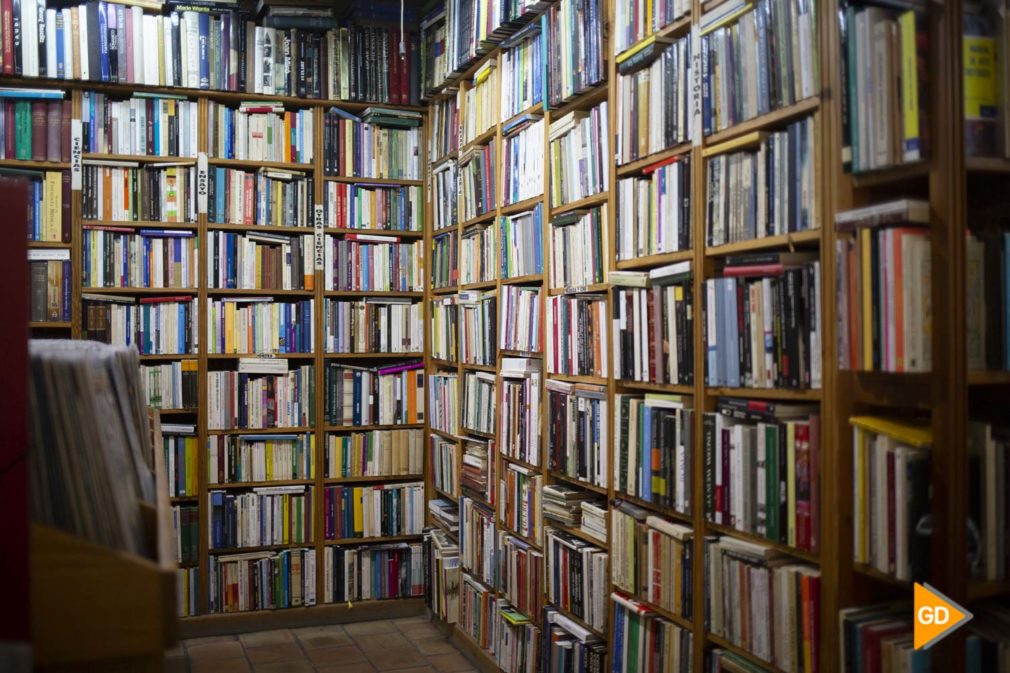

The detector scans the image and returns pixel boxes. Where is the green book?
[766,423,780,543]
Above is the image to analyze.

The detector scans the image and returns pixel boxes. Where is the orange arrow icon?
[913,583,973,650]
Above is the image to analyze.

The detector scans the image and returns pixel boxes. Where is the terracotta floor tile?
[185,635,239,648]
[245,641,307,664]
[366,645,429,671]
[240,629,296,647]
[411,638,456,656]
[186,641,245,661]
[313,663,377,673]
[164,657,189,673]
[425,653,473,673]
[343,620,397,636]
[305,644,367,666]
[296,630,355,650]
[191,657,251,673]
[353,631,410,652]
[395,622,441,641]
[250,661,315,673]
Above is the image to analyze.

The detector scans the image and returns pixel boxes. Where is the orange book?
[284,112,292,163]
[406,371,417,423]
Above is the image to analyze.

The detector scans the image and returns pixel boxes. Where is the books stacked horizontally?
[462,438,495,505]
[429,498,460,536]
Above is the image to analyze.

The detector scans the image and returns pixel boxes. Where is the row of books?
[81,92,198,157]
[177,568,198,617]
[326,428,423,480]
[499,286,541,352]
[208,167,313,228]
[430,497,460,536]
[322,110,422,179]
[81,294,196,355]
[461,223,496,284]
[545,0,604,107]
[502,115,544,205]
[463,60,496,144]
[28,250,71,322]
[4,2,421,103]
[142,360,198,409]
[612,0,690,56]
[322,482,424,539]
[207,298,313,355]
[206,231,313,290]
[542,608,606,673]
[430,295,458,361]
[500,204,542,279]
[499,532,543,620]
[460,497,497,587]
[323,542,426,603]
[432,230,458,289]
[432,162,457,231]
[323,298,422,354]
[428,371,459,435]
[705,256,822,390]
[499,20,544,121]
[612,593,692,673]
[542,483,605,543]
[83,228,197,289]
[207,434,314,484]
[548,103,608,207]
[837,603,926,673]
[429,96,460,162]
[163,428,197,499]
[324,182,422,232]
[616,156,691,260]
[706,399,821,553]
[463,438,495,504]
[0,96,70,162]
[19,170,70,242]
[969,419,1010,582]
[546,381,608,489]
[966,228,1010,372]
[171,504,199,565]
[612,263,694,385]
[460,143,496,220]
[323,236,423,292]
[544,527,608,631]
[546,293,608,377]
[499,461,542,543]
[323,361,425,427]
[207,363,314,430]
[460,291,497,366]
[462,370,497,435]
[208,485,314,548]
[209,547,316,613]
[432,435,459,497]
[498,358,541,466]
[549,207,606,290]
[81,163,196,223]
[614,394,693,513]
[207,102,313,163]
[424,528,461,623]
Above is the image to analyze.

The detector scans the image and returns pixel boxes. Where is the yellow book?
[616,34,661,64]
[853,426,867,563]
[787,421,797,547]
[283,495,290,542]
[186,437,196,495]
[225,302,235,353]
[353,486,364,535]
[44,172,61,241]
[860,228,873,369]
[849,415,933,448]
[265,442,273,481]
[898,11,920,162]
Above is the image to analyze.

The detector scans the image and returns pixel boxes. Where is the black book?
[12,0,21,76]
[85,2,101,82]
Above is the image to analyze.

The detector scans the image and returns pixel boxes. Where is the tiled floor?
[164,616,479,673]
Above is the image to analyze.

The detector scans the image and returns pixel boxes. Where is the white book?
[45,9,57,78]
[78,6,90,81]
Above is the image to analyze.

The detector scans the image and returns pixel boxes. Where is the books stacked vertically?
[211,167,314,227]
[840,4,928,172]
[28,249,71,323]
[326,429,422,478]
[207,361,314,429]
[968,419,1010,582]
[616,156,691,260]
[460,291,497,365]
[612,263,694,385]
[324,183,422,232]
[143,360,198,409]
[546,0,604,106]
[207,231,313,290]
[502,114,544,205]
[323,108,421,179]
[837,603,927,673]
[616,36,690,163]
[546,293,608,377]
[430,96,460,161]
[207,434,314,484]
[81,295,197,355]
[966,226,1010,371]
[963,4,1008,159]
[499,19,545,121]
[424,527,461,623]
[81,93,198,157]
[500,204,543,278]
[851,415,931,582]
[499,532,543,618]
[541,607,607,673]
[323,542,425,602]
[461,573,497,652]
[429,498,461,535]
[499,358,542,465]
[0,90,70,162]
[11,170,70,242]
[499,461,542,543]
[433,230,459,290]
[706,398,820,552]
[463,438,496,504]
[207,298,313,355]
[322,481,424,539]
[421,4,451,94]
[164,425,197,498]
[428,371,460,435]
[545,527,607,631]
[613,0,690,56]
[431,295,459,362]
[550,207,607,289]
[209,485,313,548]
[495,605,540,673]
[323,234,423,292]
[323,361,425,426]
[549,103,608,206]
[611,501,693,618]
[432,435,460,497]
[836,199,931,373]
[708,538,821,672]
[463,370,497,435]
[210,548,316,612]
[207,102,313,163]
[83,228,197,289]
[81,162,197,223]
[614,394,693,513]
[965,605,1010,672]
[610,592,692,673]
[461,496,497,586]
[705,117,816,247]
[324,298,421,354]
[461,222,497,284]
[433,161,458,233]
[463,60,497,144]
[546,381,608,489]
[705,253,823,389]
[460,142,497,221]
[500,286,542,352]
[700,0,819,134]
[172,503,197,565]
[177,569,198,617]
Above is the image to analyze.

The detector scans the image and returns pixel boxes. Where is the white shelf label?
[197,153,209,214]
[314,204,325,271]
[70,120,82,190]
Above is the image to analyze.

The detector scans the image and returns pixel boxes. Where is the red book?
[722,263,785,277]
[1,0,12,76]
[45,101,61,163]
[139,295,194,304]
[795,421,811,551]
[30,101,47,161]
[60,171,71,242]
[646,288,658,381]
[60,99,71,161]
[243,173,254,225]
[808,414,820,554]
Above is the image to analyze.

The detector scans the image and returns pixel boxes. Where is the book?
[546,380,608,489]
[549,103,608,206]
[499,285,542,352]
[502,114,544,205]
[837,603,927,673]
[967,419,1010,582]
[432,230,458,289]
[324,361,424,426]
[613,0,690,56]
[429,95,460,161]
[462,369,497,435]
[611,592,692,673]
[83,227,198,289]
[177,568,198,617]
[545,0,604,106]
[171,504,199,565]
[546,293,608,377]
[211,167,315,228]
[81,92,198,156]
[459,290,497,366]
[210,547,316,613]
[324,541,425,603]
[423,527,461,623]
[617,156,691,259]
[428,370,459,435]
[163,424,197,497]
[322,481,424,539]
[208,298,313,354]
[541,482,599,528]
[324,182,422,232]
[207,231,313,290]
[323,107,421,179]
[207,433,314,483]
[27,248,70,322]
[431,294,459,362]
[499,358,541,466]
[545,527,608,630]
[463,58,497,143]
[324,297,421,354]
[550,207,607,289]
[431,434,459,497]
[209,485,313,548]
[207,363,314,429]
[81,163,197,222]
[141,359,198,409]
[323,234,423,292]
[615,394,694,513]
[616,36,689,163]
[500,203,543,278]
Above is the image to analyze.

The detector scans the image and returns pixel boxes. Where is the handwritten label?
[197,153,209,214]
[70,120,82,190]
[314,204,325,271]
[691,26,703,148]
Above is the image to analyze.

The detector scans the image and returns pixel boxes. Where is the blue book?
[55,14,65,79]
[701,34,712,137]
[97,2,110,82]
[214,167,225,222]
[724,277,741,387]
[713,278,725,386]
[198,13,210,89]
[226,233,236,288]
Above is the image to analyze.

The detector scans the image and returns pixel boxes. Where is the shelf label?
[70,120,82,190]
[691,25,703,148]
[314,204,325,271]
[197,153,209,214]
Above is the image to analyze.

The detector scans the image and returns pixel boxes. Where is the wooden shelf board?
[209,541,314,555]
[208,427,315,436]
[157,408,199,415]
[615,249,693,270]
[499,348,543,358]
[431,285,458,296]
[966,156,1010,173]
[461,362,497,373]
[206,223,314,234]
[548,282,610,296]
[208,158,313,171]
[706,633,790,673]
[500,454,541,472]
[83,153,197,164]
[170,496,199,503]
[28,241,72,248]
[83,220,199,230]
[82,287,199,295]
[615,380,694,395]
[207,288,313,297]
[613,16,691,63]
[547,372,608,385]
[500,273,545,286]
[432,223,461,236]
[842,370,933,410]
[550,192,609,217]
[207,353,315,360]
[0,158,70,169]
[706,386,822,402]
[323,175,424,186]
[324,290,425,298]
[502,102,545,130]
[500,196,543,216]
[461,126,497,153]
[850,160,931,188]
[430,427,464,442]
[547,471,608,496]
[967,579,1010,601]
[968,370,1010,386]
[704,97,820,147]
[29,321,72,329]
[138,353,196,361]
[462,427,496,440]
[324,534,423,545]
[324,423,425,432]
[323,352,425,359]
[324,474,424,484]
[547,83,607,119]
[461,211,497,228]
[616,143,692,177]
[610,589,693,630]
[705,229,821,257]
[613,492,693,524]
[208,479,314,490]
[706,522,820,564]
[432,486,460,502]
[546,522,608,548]
[497,524,542,550]
[546,603,604,638]
[853,563,912,590]
[430,358,460,370]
